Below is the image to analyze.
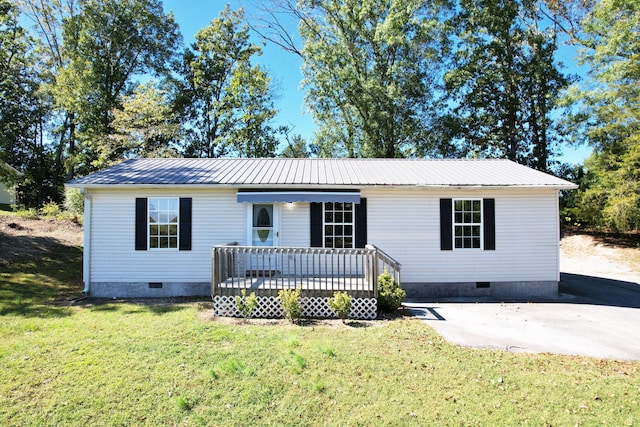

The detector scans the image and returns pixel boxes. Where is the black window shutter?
[135,198,147,251]
[310,202,323,247]
[355,198,367,248]
[483,198,495,250]
[440,198,453,251]
[179,198,192,251]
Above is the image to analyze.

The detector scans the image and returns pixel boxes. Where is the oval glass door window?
[252,204,273,245]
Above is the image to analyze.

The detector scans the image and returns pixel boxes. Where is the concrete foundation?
[89,282,210,298]
[403,281,558,300]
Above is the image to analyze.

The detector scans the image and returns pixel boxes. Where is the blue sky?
[162,0,591,165]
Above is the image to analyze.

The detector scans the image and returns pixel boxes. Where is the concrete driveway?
[404,273,640,361]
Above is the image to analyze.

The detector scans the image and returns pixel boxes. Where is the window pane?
[472,237,480,248]
[472,226,480,237]
[473,212,481,223]
[344,203,353,211]
[454,200,463,210]
[160,225,169,236]
[345,225,353,235]
[169,225,178,236]
[325,212,333,222]
[150,237,158,248]
[335,237,344,248]
[344,237,353,248]
[325,237,333,247]
[344,212,352,223]
[160,237,169,248]
[455,226,462,237]
[472,200,481,211]
[335,212,343,223]
[455,213,462,223]
[325,225,333,235]
[169,237,177,248]
[464,212,471,223]
[336,225,343,236]
[335,202,343,210]
[326,202,334,210]
[455,237,463,248]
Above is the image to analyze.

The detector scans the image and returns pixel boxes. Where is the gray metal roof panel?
[66,158,578,189]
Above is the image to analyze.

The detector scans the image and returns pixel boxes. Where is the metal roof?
[66,158,577,189]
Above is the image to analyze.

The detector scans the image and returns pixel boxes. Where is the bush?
[235,289,258,319]
[377,269,406,312]
[278,288,302,323]
[328,291,352,321]
[39,202,61,218]
[64,187,85,215]
[15,208,38,219]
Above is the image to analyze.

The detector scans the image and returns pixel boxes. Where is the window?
[148,197,179,249]
[453,199,482,249]
[323,202,354,248]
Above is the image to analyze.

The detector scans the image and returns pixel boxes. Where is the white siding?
[280,202,309,247]
[89,188,244,283]
[363,188,560,283]
[87,187,561,285]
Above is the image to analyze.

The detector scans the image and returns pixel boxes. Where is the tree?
[297,0,449,158]
[0,0,56,207]
[107,81,181,160]
[443,0,571,172]
[178,6,279,158]
[566,0,640,231]
[53,0,181,173]
[18,0,79,185]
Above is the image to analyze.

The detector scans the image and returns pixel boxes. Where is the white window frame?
[148,197,179,251]
[452,198,483,250]
[322,202,355,249]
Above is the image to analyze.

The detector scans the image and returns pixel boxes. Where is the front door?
[248,203,280,247]
[246,203,280,275]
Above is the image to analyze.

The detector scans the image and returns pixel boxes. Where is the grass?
[1,227,640,425]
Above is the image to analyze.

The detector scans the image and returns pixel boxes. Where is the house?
[66,158,576,317]
[0,161,20,209]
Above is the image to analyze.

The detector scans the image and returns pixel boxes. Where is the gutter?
[65,182,579,191]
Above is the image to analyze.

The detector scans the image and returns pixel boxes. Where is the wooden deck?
[216,275,374,298]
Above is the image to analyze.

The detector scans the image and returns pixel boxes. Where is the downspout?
[82,190,92,294]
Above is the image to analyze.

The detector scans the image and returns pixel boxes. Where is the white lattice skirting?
[213,295,377,320]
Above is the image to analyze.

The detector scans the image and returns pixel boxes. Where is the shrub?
[15,208,38,219]
[278,288,302,323]
[377,269,406,312]
[64,187,85,215]
[328,291,352,321]
[234,289,258,319]
[40,202,61,218]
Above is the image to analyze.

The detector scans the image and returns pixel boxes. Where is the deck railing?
[211,244,401,299]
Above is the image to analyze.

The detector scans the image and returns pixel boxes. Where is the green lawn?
[1,234,639,426]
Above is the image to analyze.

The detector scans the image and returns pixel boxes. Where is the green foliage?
[39,202,61,218]
[565,0,640,231]
[64,187,84,215]
[443,0,571,172]
[176,396,192,411]
[107,81,181,161]
[14,208,39,220]
[328,291,352,321]
[278,288,302,323]
[178,6,280,158]
[234,289,258,319]
[54,0,182,173]
[299,0,449,158]
[377,270,406,312]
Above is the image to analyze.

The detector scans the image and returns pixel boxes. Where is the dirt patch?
[0,214,83,266]
[560,232,640,283]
